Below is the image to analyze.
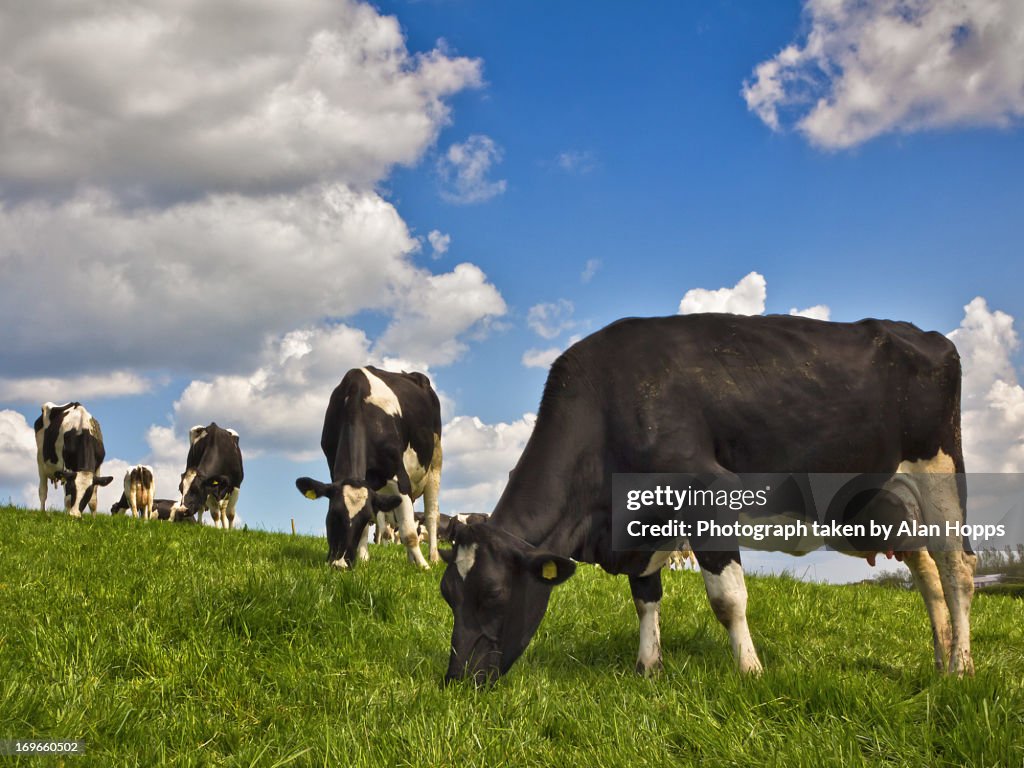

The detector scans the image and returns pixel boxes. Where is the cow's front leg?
[207,497,222,529]
[223,488,239,530]
[354,513,372,562]
[697,550,762,675]
[396,494,428,569]
[630,571,663,676]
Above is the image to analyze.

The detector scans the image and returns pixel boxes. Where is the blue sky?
[1,1,1022,583]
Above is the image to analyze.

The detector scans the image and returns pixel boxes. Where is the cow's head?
[440,522,575,686]
[294,477,402,567]
[178,470,234,516]
[54,469,114,515]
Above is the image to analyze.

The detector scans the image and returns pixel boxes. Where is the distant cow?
[176,423,243,529]
[296,366,442,569]
[114,465,155,519]
[111,495,195,523]
[437,512,489,541]
[35,401,114,516]
[441,315,977,685]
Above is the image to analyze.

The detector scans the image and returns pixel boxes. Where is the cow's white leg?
[903,456,975,676]
[89,489,98,515]
[129,485,140,520]
[38,472,48,512]
[702,559,762,675]
[356,523,371,562]
[424,434,442,563]
[629,572,663,675]
[208,498,221,529]
[903,549,952,671]
[224,488,239,530]
[396,494,429,569]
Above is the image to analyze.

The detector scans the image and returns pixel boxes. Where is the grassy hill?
[1,507,1022,767]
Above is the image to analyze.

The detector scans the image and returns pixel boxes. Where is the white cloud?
[527,300,576,339]
[678,272,766,315]
[0,371,151,403]
[743,0,1024,149]
[440,414,535,516]
[522,347,563,370]
[427,229,451,258]
[789,304,831,321]
[947,297,1024,473]
[581,258,601,284]
[0,410,37,489]
[0,0,482,200]
[0,184,460,376]
[376,263,507,367]
[556,150,596,174]
[438,135,507,204]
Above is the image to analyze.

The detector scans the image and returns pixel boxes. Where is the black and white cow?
[112,496,196,523]
[35,401,114,517]
[440,314,977,685]
[296,366,443,570]
[112,465,155,519]
[175,423,243,528]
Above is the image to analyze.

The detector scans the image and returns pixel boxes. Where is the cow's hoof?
[329,558,349,570]
[635,659,663,677]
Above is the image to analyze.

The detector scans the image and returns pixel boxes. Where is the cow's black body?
[441,314,977,683]
[34,401,113,515]
[177,423,243,528]
[296,366,442,568]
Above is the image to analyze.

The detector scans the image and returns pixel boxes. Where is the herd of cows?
[29,313,982,683]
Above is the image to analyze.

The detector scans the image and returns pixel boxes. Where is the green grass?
[1,507,1022,767]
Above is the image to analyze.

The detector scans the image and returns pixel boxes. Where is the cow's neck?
[489,392,602,557]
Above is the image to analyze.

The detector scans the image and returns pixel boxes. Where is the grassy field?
[1,507,1022,767]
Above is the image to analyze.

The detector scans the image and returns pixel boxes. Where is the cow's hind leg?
[903,550,952,671]
[697,550,763,675]
[396,494,429,569]
[424,434,442,563]
[38,473,48,512]
[224,488,239,530]
[630,572,664,675]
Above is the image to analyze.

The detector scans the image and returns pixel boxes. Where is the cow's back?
[560,314,961,474]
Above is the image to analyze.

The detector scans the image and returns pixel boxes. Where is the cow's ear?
[439,547,455,564]
[295,477,333,500]
[95,475,114,487]
[522,553,576,586]
[372,493,402,513]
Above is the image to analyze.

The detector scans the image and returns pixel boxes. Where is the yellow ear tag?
[542,561,558,580]
[304,490,318,500]
[211,480,218,485]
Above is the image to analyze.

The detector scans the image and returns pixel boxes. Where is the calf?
[35,401,114,516]
[176,423,243,529]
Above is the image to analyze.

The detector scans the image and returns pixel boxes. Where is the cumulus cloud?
[0,184,469,376]
[440,414,535,516]
[947,297,1024,473]
[527,300,576,340]
[678,272,767,315]
[0,371,151,403]
[438,135,507,204]
[0,410,37,489]
[0,0,482,200]
[376,263,507,367]
[789,304,831,321]
[427,229,451,258]
[581,258,601,284]
[743,0,1024,149]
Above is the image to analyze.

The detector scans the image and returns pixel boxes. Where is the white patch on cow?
[402,444,427,496]
[188,425,207,446]
[361,368,402,416]
[897,449,955,475]
[455,542,478,579]
[639,549,672,577]
[342,485,369,517]
[634,599,662,673]
[702,561,763,675]
[226,428,239,438]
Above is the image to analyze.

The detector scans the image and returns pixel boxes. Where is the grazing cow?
[115,465,155,519]
[437,512,489,541]
[111,495,195,523]
[440,314,976,684]
[176,423,243,529]
[667,547,697,571]
[35,401,114,516]
[296,366,443,570]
